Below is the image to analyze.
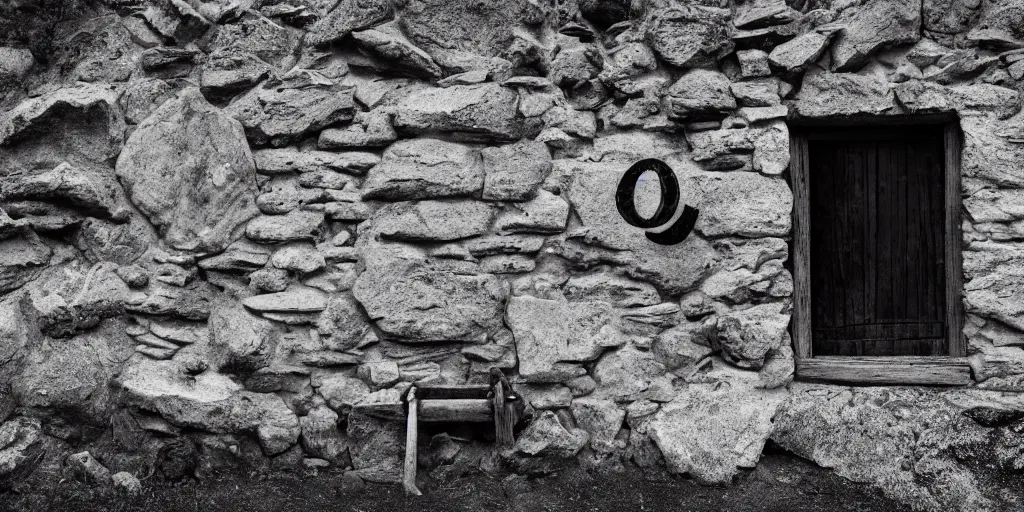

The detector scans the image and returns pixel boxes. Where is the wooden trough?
[351,369,522,495]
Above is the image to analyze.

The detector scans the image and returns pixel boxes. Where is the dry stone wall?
[1,0,1024,510]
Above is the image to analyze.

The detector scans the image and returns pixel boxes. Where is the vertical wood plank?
[403,387,422,496]
[791,134,812,360]
[493,381,515,449]
[945,123,965,357]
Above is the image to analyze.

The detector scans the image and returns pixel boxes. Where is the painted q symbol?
[615,159,699,246]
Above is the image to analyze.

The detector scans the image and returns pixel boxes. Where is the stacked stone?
[0,0,1022,508]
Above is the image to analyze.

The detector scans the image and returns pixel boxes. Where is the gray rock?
[590,344,666,402]
[570,398,625,453]
[307,0,396,46]
[398,0,548,61]
[646,6,734,68]
[250,267,291,293]
[242,286,330,313]
[692,173,792,238]
[22,263,128,338]
[923,0,983,34]
[111,471,142,495]
[210,14,302,72]
[652,320,715,371]
[68,451,112,485]
[125,282,214,320]
[318,110,397,149]
[210,302,278,372]
[829,0,921,71]
[316,374,371,414]
[358,360,401,388]
[394,83,541,142]
[246,210,325,243]
[0,47,33,90]
[730,79,780,107]
[0,417,42,480]
[665,69,737,120]
[0,229,51,294]
[481,140,552,201]
[253,148,380,176]
[226,72,357,146]
[750,121,790,176]
[735,0,797,29]
[706,303,790,369]
[494,190,569,234]
[768,29,838,72]
[119,78,177,124]
[513,410,589,457]
[200,51,272,100]
[2,162,130,222]
[464,235,545,256]
[116,88,259,253]
[317,294,372,350]
[117,359,300,455]
[353,253,507,342]
[649,367,786,484]
[198,239,271,272]
[352,22,442,79]
[563,273,660,308]
[791,71,893,119]
[961,116,1024,189]
[272,243,326,275]
[736,49,771,77]
[369,201,494,242]
[362,139,482,200]
[771,384,1005,511]
[480,255,536,274]
[300,405,350,462]
[505,296,625,382]
[0,84,124,162]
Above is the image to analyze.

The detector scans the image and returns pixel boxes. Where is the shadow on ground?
[1,449,911,512]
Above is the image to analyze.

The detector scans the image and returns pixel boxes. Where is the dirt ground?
[0,449,912,512]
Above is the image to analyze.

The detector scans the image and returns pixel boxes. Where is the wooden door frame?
[789,117,970,385]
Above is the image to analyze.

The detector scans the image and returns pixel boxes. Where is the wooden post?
[493,381,514,449]
[403,387,422,496]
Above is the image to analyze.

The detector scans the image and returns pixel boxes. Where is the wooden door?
[808,127,947,356]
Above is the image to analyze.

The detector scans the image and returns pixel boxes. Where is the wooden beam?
[493,381,514,449]
[354,399,493,423]
[414,385,490,400]
[403,387,421,496]
[790,134,812,360]
[796,356,971,385]
[945,123,965,357]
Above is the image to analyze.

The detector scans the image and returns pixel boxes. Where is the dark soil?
[0,450,912,512]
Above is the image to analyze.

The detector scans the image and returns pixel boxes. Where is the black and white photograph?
[0,0,1021,509]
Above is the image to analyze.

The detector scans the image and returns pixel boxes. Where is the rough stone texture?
[4,0,1024,507]
[829,0,922,71]
[481,140,552,201]
[649,367,786,484]
[354,253,507,342]
[116,88,259,253]
[394,84,541,142]
[363,138,482,200]
[646,6,733,68]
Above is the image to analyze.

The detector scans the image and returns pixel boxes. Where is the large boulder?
[481,140,552,201]
[792,71,894,119]
[0,84,126,174]
[307,0,396,45]
[226,73,357,146]
[771,384,1011,511]
[398,0,549,61]
[115,88,259,253]
[117,358,300,455]
[704,303,790,369]
[362,139,482,200]
[829,0,922,71]
[691,173,792,238]
[394,83,541,142]
[209,302,279,373]
[648,366,787,484]
[505,296,626,382]
[0,417,42,480]
[645,6,733,68]
[664,69,737,121]
[353,252,508,342]
[964,241,1024,331]
[1,162,131,221]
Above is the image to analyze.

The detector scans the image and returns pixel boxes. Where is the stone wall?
[1,0,1024,509]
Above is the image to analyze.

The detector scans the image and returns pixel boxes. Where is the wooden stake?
[493,381,515,449]
[403,387,422,496]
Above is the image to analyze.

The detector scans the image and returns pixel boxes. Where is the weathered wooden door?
[808,127,947,356]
